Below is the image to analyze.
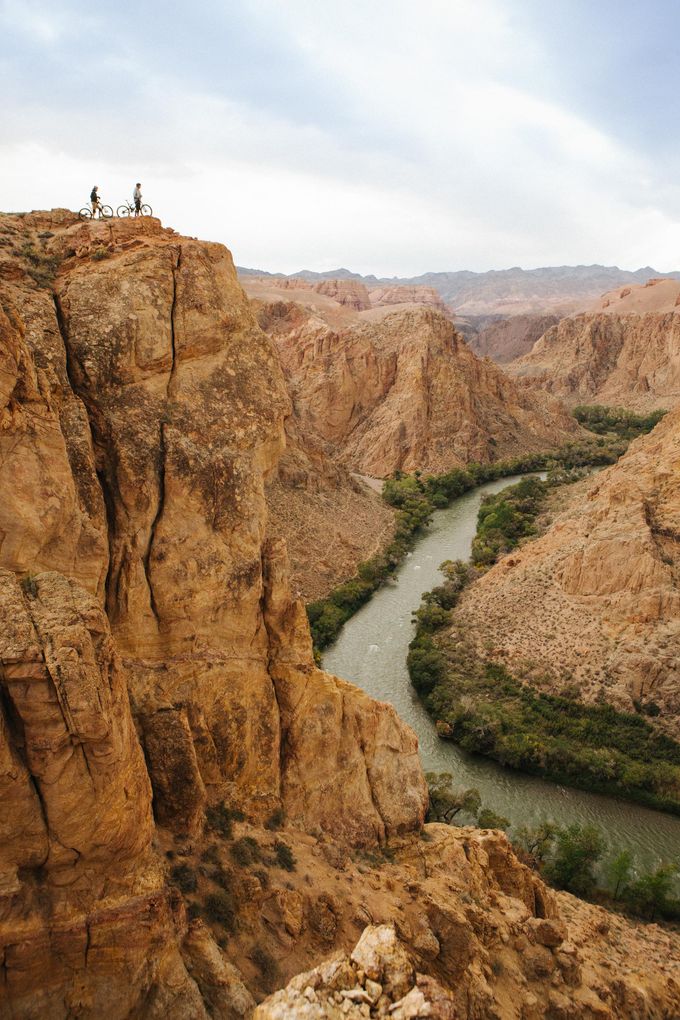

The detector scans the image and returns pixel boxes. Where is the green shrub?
[170,863,197,893]
[230,836,261,867]
[210,865,234,891]
[251,946,279,991]
[407,637,447,696]
[205,802,245,838]
[20,574,38,598]
[624,864,679,921]
[264,807,285,831]
[273,839,296,871]
[606,849,634,900]
[476,808,510,830]
[544,823,606,895]
[426,772,481,823]
[204,891,237,931]
[573,404,667,439]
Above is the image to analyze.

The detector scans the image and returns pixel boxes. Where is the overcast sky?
[1,0,679,274]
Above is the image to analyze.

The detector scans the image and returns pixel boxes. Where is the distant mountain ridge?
[238,263,680,316]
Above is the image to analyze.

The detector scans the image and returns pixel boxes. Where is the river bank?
[323,476,680,869]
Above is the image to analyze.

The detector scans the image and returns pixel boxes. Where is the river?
[324,475,680,868]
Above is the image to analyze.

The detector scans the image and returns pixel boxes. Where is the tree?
[545,823,606,895]
[426,772,481,823]
[625,864,678,921]
[512,822,558,866]
[605,850,633,900]
[476,808,510,831]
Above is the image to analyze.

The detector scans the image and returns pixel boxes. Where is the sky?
[1,0,679,275]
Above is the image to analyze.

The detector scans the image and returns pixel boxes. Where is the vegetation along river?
[324,475,680,869]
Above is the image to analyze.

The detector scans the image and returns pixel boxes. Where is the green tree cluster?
[574,404,667,439]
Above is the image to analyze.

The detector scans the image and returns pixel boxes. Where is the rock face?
[268,304,583,476]
[453,409,680,735]
[368,285,451,316]
[467,313,560,364]
[270,277,371,311]
[508,309,680,411]
[251,827,680,1020]
[0,211,426,1018]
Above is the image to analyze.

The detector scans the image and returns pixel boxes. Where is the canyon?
[1,211,679,1019]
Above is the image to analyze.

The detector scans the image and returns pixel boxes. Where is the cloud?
[1,0,679,272]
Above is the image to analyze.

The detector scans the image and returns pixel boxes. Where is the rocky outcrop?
[594,277,680,315]
[0,211,427,1018]
[270,277,371,311]
[508,310,680,410]
[467,313,560,363]
[368,285,451,316]
[251,827,680,1020]
[269,305,583,476]
[452,409,680,735]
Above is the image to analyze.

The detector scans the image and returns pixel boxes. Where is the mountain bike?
[79,202,113,221]
[117,200,153,218]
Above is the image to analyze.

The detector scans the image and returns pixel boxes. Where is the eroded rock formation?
[467,313,560,364]
[267,304,583,476]
[367,285,450,316]
[509,301,680,411]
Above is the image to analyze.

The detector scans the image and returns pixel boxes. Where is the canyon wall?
[266,303,583,477]
[452,409,680,736]
[508,309,680,411]
[467,313,560,364]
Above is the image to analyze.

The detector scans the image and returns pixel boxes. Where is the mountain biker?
[133,183,142,216]
[90,186,100,216]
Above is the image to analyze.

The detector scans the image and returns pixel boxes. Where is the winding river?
[324,475,680,868]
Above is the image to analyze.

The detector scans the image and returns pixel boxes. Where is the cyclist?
[133,183,142,217]
[90,185,100,217]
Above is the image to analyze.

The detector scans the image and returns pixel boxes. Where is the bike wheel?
[79,207,92,221]
[117,205,130,218]
[141,205,153,217]
[100,205,114,219]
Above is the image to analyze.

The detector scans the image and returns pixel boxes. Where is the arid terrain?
[507,278,680,410]
[452,410,680,737]
[240,264,680,317]
[1,211,679,1019]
